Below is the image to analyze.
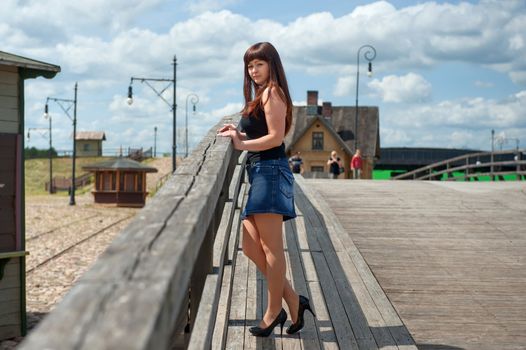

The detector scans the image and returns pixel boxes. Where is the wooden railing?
[45,172,93,192]
[392,149,526,181]
[20,114,247,350]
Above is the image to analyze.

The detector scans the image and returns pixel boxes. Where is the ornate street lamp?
[354,45,377,152]
[44,82,78,205]
[185,93,199,157]
[127,56,177,172]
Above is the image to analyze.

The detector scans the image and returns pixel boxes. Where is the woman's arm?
[236,87,286,151]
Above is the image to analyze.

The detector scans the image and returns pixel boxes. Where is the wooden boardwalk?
[221,177,417,349]
[310,180,526,350]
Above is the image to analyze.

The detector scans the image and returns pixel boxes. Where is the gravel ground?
[0,158,172,349]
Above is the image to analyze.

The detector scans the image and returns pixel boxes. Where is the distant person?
[351,149,363,179]
[289,151,304,174]
[327,150,342,179]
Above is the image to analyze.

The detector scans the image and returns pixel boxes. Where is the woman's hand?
[217,128,244,150]
[217,123,237,133]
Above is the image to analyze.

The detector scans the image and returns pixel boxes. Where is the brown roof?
[75,131,106,141]
[0,51,61,73]
[285,105,380,159]
[82,158,157,172]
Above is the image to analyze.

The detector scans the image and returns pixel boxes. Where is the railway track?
[26,214,101,241]
[27,214,134,274]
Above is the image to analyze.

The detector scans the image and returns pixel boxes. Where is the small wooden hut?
[82,158,157,207]
[75,131,106,157]
[0,51,60,340]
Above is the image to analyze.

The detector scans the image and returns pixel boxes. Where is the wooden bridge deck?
[310,180,526,350]
[221,177,417,349]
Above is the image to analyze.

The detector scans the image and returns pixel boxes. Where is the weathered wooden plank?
[0,264,19,287]
[280,225,301,350]
[243,252,258,350]
[225,250,248,349]
[0,121,17,134]
[211,263,232,350]
[0,83,17,97]
[211,205,241,350]
[307,281,338,350]
[0,70,17,84]
[20,115,245,350]
[56,179,210,348]
[188,161,245,349]
[0,96,17,110]
[297,189,387,349]
[310,251,358,349]
[0,299,20,317]
[259,269,277,349]
[19,283,116,349]
[284,219,320,349]
[0,107,18,122]
[309,179,526,349]
[0,287,19,302]
[299,178,418,349]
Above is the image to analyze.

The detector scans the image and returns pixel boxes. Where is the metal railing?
[392,149,526,181]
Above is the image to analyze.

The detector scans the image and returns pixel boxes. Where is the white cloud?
[474,80,493,88]
[5,1,526,152]
[334,76,356,97]
[381,90,526,149]
[368,73,432,103]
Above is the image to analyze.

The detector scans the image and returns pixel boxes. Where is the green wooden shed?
[0,51,60,340]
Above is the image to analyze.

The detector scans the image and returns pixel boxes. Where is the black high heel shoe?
[249,308,287,337]
[286,295,316,334]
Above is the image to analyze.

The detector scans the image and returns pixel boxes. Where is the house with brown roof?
[285,91,380,179]
[75,131,106,157]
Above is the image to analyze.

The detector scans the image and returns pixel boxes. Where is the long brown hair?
[242,42,293,135]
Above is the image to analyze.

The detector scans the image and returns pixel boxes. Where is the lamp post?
[185,93,199,157]
[154,126,157,158]
[27,123,52,194]
[45,82,78,205]
[127,55,177,172]
[354,44,377,152]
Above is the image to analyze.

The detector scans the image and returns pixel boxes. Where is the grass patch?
[25,156,116,196]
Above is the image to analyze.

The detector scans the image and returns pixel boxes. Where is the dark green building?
[0,51,60,340]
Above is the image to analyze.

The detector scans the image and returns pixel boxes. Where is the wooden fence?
[20,114,246,350]
[392,149,526,181]
[45,173,92,192]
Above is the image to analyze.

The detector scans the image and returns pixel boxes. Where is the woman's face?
[247,59,270,86]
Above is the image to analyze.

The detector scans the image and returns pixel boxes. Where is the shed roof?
[285,105,380,159]
[76,131,106,141]
[0,51,60,78]
[82,158,158,172]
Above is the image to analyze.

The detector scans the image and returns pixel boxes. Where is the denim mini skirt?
[241,158,297,222]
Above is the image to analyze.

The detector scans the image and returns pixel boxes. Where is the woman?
[327,150,343,179]
[218,42,315,337]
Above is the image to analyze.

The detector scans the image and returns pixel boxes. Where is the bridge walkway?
[311,180,526,350]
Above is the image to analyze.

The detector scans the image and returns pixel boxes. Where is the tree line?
[25,147,58,159]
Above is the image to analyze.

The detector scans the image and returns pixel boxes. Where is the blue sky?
[2,0,525,155]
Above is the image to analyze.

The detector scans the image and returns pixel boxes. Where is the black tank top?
[239,108,286,164]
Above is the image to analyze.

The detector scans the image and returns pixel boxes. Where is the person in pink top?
[351,149,363,179]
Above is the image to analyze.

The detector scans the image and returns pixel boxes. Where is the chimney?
[322,102,332,119]
[306,90,318,115]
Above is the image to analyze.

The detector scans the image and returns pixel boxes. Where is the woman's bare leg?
[242,217,299,324]
[243,214,298,327]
